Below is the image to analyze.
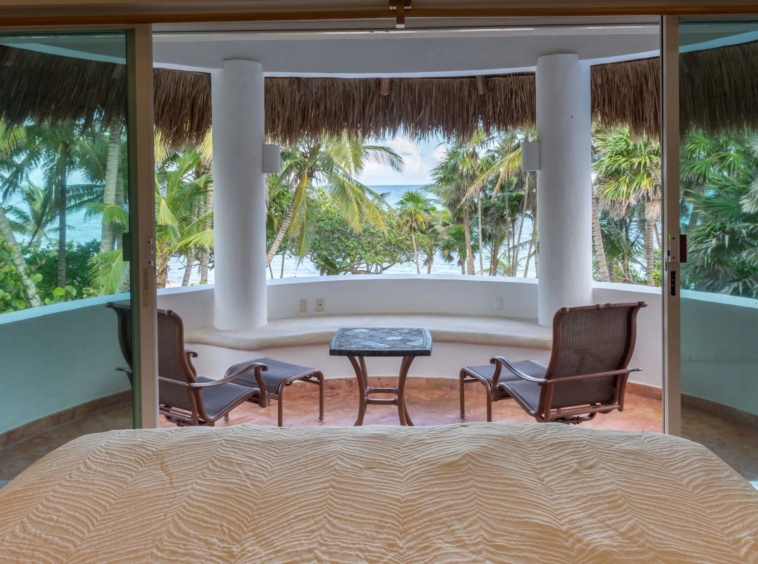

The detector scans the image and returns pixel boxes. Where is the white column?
[211,60,267,330]
[536,53,593,326]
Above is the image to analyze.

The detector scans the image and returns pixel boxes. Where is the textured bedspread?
[1,423,757,563]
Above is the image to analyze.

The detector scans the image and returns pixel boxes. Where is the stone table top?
[330,327,433,357]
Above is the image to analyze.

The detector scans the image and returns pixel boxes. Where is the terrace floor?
[1,381,757,485]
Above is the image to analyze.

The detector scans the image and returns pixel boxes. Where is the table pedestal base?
[348,355,415,426]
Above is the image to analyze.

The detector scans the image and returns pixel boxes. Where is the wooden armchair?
[460,302,647,424]
[107,302,268,426]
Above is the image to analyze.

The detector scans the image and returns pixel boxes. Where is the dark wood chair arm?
[548,368,640,383]
[158,363,268,390]
[490,356,548,387]
[185,350,199,359]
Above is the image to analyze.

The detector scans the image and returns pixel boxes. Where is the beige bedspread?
[1,423,757,563]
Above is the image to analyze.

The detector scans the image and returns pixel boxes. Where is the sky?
[357,133,448,187]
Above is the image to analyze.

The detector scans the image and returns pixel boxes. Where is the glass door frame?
[0,23,159,429]
[125,25,158,429]
[661,15,682,436]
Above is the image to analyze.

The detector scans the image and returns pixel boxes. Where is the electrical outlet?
[316,298,325,312]
[299,299,308,313]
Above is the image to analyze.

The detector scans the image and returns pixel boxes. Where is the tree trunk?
[646,216,656,286]
[200,253,210,284]
[280,251,286,278]
[57,154,68,288]
[115,172,125,207]
[200,183,213,283]
[116,269,130,294]
[524,214,537,279]
[0,204,42,307]
[267,197,296,266]
[426,251,433,274]
[490,225,502,276]
[156,254,169,289]
[513,180,529,276]
[687,207,699,233]
[524,239,533,278]
[412,232,420,274]
[463,207,474,275]
[477,191,484,276]
[654,220,662,250]
[592,189,610,282]
[608,258,616,283]
[100,122,122,253]
[182,254,193,286]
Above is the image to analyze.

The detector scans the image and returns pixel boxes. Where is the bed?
[1,423,757,563]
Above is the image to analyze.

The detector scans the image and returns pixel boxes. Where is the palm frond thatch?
[3,40,758,147]
[591,57,660,139]
[0,44,126,131]
[265,74,536,145]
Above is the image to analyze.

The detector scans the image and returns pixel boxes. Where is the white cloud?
[432,144,448,161]
[357,133,449,187]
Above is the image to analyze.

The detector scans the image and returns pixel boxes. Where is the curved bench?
[185,313,553,352]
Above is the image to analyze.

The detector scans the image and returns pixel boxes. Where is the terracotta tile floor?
[2,382,757,485]
[157,380,664,433]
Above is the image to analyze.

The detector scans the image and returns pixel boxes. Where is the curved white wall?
[158,276,663,388]
[0,295,131,436]
[682,290,758,417]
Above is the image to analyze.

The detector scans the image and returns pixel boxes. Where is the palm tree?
[439,222,479,275]
[680,131,751,234]
[266,172,295,278]
[679,132,758,297]
[466,130,532,276]
[99,121,125,253]
[153,148,213,288]
[396,190,435,274]
[265,133,403,266]
[0,123,105,288]
[591,185,611,282]
[6,183,57,249]
[431,140,484,275]
[91,146,213,291]
[593,126,661,286]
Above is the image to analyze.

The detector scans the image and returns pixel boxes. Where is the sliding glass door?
[678,18,758,484]
[0,31,145,481]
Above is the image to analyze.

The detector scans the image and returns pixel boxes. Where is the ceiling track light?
[389,0,412,29]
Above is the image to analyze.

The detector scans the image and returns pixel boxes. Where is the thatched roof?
[1,40,757,147]
[0,44,127,131]
[680,40,758,135]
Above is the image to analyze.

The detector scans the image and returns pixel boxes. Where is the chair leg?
[223,413,229,422]
[277,391,284,427]
[317,373,325,421]
[486,387,493,423]
[459,370,466,419]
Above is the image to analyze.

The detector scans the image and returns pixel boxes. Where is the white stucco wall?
[157,276,663,388]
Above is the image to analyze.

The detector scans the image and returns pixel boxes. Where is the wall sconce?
[521,141,541,171]
[262,144,281,174]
